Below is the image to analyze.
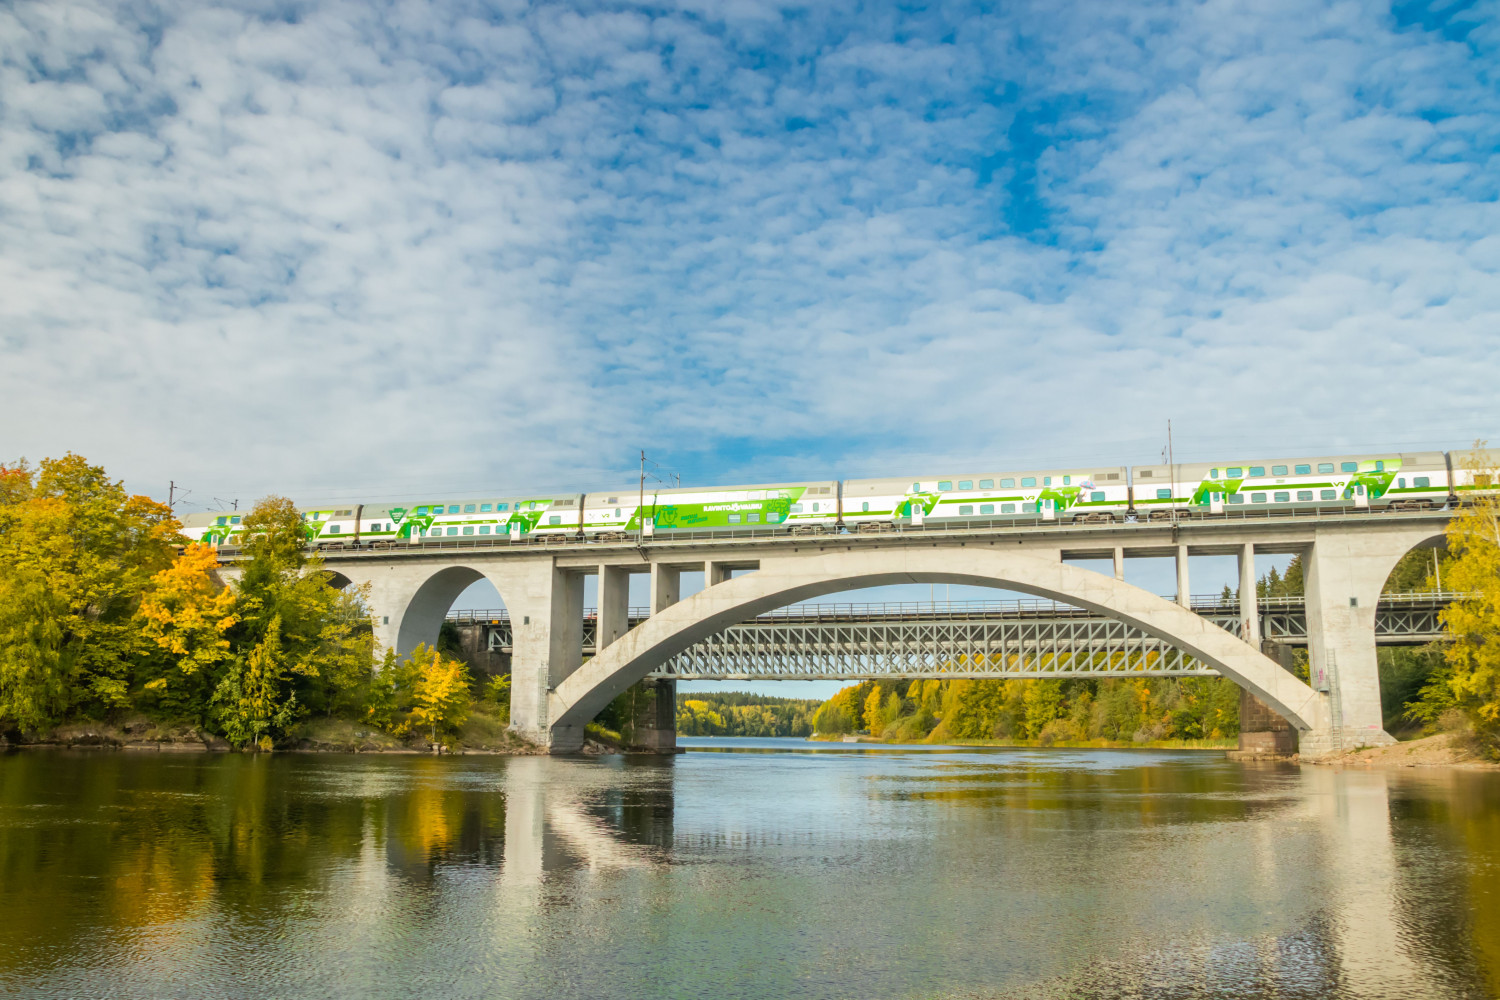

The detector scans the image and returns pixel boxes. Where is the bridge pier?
[631,677,679,752]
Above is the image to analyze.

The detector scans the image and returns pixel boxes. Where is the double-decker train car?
[1128,452,1453,519]
[175,449,1485,550]
[840,466,1131,529]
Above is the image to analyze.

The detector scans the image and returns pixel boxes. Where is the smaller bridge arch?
[546,548,1330,752]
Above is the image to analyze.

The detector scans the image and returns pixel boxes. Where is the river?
[1,739,1497,999]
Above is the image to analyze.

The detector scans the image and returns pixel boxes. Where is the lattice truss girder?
[656,616,1219,680]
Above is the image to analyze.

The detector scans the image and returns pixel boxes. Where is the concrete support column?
[1239,543,1260,644]
[597,565,631,650]
[1302,533,1395,752]
[651,564,680,614]
[704,560,730,588]
[632,677,678,752]
[1112,547,1124,582]
[1236,687,1296,755]
[1176,544,1190,608]
[508,560,586,751]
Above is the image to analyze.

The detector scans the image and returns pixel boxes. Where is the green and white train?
[179,450,1482,549]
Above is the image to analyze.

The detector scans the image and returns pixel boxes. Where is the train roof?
[845,466,1128,493]
[1130,451,1447,479]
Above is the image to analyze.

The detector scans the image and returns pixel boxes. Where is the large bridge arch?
[547,548,1331,751]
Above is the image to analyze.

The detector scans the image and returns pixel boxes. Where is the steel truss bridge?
[445,591,1455,682]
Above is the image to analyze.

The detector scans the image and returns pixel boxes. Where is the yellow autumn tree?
[1417,443,1500,756]
[136,544,239,713]
[409,648,473,745]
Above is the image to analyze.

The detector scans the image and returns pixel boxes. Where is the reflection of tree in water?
[1385,773,1500,997]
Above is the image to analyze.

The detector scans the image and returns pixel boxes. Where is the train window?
[959,505,974,515]
[746,513,760,523]
[614,508,622,517]
[230,516,240,525]
[1272,465,1288,476]
[1318,463,1334,473]
[496,503,508,511]
[1044,477,1052,486]
[912,483,921,492]
[430,529,442,537]
[329,525,341,534]
[791,504,803,513]
[1274,492,1290,503]
[979,479,994,489]
[1375,460,1384,471]
[812,502,820,513]
[765,512,781,523]
[728,514,741,524]
[958,480,972,490]
[1249,466,1264,477]
[938,481,953,491]
[1227,468,1242,478]
[1251,493,1266,503]
[479,526,490,534]
[1415,477,1430,488]
[464,504,475,513]
[548,516,561,525]
[1320,490,1337,501]
[1210,469,1219,479]
[416,507,429,516]
[448,505,460,513]
[1156,488,1171,499]
[1000,478,1015,488]
[862,502,870,512]
[1062,476,1071,486]
[1341,462,1357,473]
[981,504,995,514]
[1227,494,1244,504]
[1295,465,1311,475]
[1021,477,1036,487]
[1396,478,1405,489]
[1091,491,1105,502]
[462,526,474,535]
[480,504,491,512]
[1297,490,1314,501]
[447,526,459,535]
[1001,503,1016,514]
[216,516,227,526]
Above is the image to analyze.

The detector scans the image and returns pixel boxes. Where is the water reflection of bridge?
[447,591,1455,682]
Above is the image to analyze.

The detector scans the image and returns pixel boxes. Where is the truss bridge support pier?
[272,510,1451,758]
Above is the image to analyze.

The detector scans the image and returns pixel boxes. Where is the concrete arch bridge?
[263,511,1449,758]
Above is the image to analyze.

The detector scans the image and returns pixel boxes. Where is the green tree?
[1412,445,1500,755]
[0,455,177,731]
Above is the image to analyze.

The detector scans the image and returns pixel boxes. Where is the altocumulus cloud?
[1,0,1497,506]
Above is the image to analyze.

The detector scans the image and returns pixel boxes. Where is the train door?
[1353,483,1369,508]
[1209,491,1224,514]
[910,498,924,527]
[1041,498,1056,521]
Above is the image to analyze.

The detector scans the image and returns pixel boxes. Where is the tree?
[410,648,473,744]
[135,544,239,717]
[213,617,297,750]
[0,455,177,731]
[1413,444,1500,755]
[226,496,373,723]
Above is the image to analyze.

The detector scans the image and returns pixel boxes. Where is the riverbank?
[0,711,547,756]
[1311,730,1499,769]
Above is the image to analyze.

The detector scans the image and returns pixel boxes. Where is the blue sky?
[3,0,1497,693]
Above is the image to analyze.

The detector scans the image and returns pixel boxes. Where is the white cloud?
[0,0,1496,509]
